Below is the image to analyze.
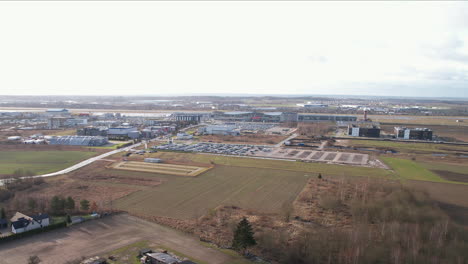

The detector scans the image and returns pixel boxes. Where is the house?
[10,212,49,234]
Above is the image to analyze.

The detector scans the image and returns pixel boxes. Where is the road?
[0,214,233,264]
[275,132,298,147]
[0,142,142,185]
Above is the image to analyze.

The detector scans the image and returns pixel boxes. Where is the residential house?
[10,212,49,234]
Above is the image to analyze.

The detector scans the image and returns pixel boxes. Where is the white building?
[176,133,193,140]
[11,212,50,234]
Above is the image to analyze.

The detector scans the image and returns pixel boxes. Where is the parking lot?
[154,143,369,166]
[154,142,273,156]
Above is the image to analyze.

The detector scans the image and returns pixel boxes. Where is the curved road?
[0,142,142,185]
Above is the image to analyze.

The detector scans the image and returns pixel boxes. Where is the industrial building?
[107,127,139,140]
[77,127,108,137]
[176,133,193,140]
[348,123,381,138]
[198,125,240,136]
[65,118,88,127]
[172,112,211,122]
[47,117,68,129]
[395,127,433,140]
[49,136,108,146]
[45,108,70,116]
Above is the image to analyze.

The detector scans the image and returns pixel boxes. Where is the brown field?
[112,161,211,177]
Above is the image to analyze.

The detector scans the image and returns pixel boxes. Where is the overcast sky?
[0,1,467,97]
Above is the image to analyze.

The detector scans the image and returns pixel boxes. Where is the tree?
[318,173,322,179]
[65,197,75,211]
[50,196,65,215]
[66,214,72,224]
[27,197,37,212]
[80,200,90,211]
[232,217,256,254]
[28,255,41,264]
[0,207,5,219]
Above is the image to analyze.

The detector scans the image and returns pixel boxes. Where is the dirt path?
[0,214,232,264]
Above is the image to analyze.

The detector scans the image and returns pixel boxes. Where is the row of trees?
[49,196,96,216]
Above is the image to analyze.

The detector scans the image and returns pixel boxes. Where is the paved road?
[0,142,142,185]
[0,214,232,264]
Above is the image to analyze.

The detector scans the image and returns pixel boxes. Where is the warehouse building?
[198,125,240,136]
[107,127,140,140]
[45,108,70,116]
[395,127,433,140]
[348,123,381,138]
[49,136,108,146]
[77,127,108,137]
[172,112,211,122]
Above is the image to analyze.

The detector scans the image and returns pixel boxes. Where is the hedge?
[0,221,67,244]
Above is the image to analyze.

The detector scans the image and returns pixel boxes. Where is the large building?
[172,112,211,122]
[47,117,67,129]
[45,108,70,116]
[348,123,381,138]
[198,125,240,136]
[77,126,108,137]
[395,127,433,140]
[49,136,108,146]
[107,127,139,140]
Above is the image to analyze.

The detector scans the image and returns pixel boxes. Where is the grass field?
[346,139,468,154]
[380,157,452,183]
[0,150,96,175]
[419,162,468,183]
[113,165,311,219]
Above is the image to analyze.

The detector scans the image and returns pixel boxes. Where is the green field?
[347,139,468,154]
[380,157,454,183]
[0,150,96,176]
[114,165,310,219]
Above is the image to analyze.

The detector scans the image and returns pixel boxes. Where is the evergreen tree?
[318,173,322,179]
[0,207,5,219]
[66,214,72,224]
[80,199,90,211]
[65,197,75,211]
[232,217,256,253]
[50,196,65,215]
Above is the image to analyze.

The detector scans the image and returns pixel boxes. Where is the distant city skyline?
[1,1,467,98]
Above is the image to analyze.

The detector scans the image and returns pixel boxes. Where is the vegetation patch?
[381,157,446,182]
[0,150,96,176]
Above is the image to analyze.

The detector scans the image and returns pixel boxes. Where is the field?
[113,161,211,177]
[380,157,446,182]
[113,165,310,219]
[343,139,468,154]
[0,150,96,176]
[137,152,393,178]
[419,162,468,183]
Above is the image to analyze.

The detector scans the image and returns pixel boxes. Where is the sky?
[0,1,467,98]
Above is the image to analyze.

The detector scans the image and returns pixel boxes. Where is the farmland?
[113,165,310,219]
[343,139,468,154]
[0,150,96,176]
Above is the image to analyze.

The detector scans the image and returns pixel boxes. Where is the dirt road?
[0,214,232,264]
